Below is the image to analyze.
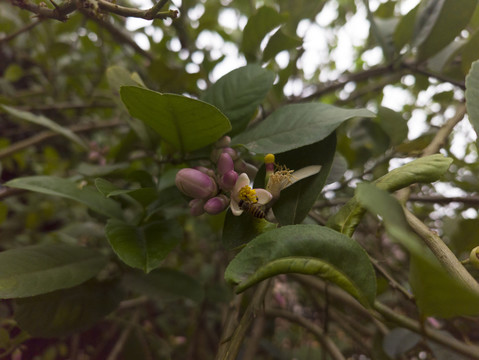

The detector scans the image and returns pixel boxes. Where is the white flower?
[230,173,272,216]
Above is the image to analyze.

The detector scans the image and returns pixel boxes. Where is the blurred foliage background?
[2,0,479,359]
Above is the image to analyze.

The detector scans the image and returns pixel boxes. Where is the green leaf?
[461,29,479,75]
[5,176,123,220]
[225,224,376,307]
[273,134,336,225]
[413,0,477,61]
[14,280,121,338]
[105,219,180,273]
[466,60,479,145]
[0,105,88,150]
[374,154,453,192]
[0,244,107,299]
[3,64,23,82]
[375,107,408,146]
[222,209,274,250]
[232,103,374,154]
[76,162,129,177]
[123,268,204,303]
[383,328,422,359]
[120,86,231,153]
[263,28,302,62]
[106,66,153,147]
[328,155,452,236]
[356,183,479,318]
[393,4,419,51]
[202,65,275,136]
[241,6,287,61]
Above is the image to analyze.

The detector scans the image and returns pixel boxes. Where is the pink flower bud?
[210,148,222,163]
[215,136,231,148]
[176,168,217,199]
[203,195,229,215]
[217,153,234,175]
[189,199,205,216]
[194,166,216,177]
[220,170,238,191]
[222,147,238,160]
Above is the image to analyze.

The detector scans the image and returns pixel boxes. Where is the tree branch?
[265,308,346,360]
[8,0,178,22]
[0,18,43,43]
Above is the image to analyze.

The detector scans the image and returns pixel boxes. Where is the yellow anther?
[239,185,258,203]
[264,153,275,164]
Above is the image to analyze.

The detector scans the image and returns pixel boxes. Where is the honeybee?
[239,200,266,219]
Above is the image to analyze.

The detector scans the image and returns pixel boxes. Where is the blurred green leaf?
[225,224,376,307]
[273,134,336,225]
[3,64,23,82]
[466,60,479,145]
[232,103,374,154]
[14,280,121,338]
[461,29,479,75]
[393,4,419,51]
[0,244,107,299]
[263,28,302,62]
[6,176,123,219]
[241,6,287,61]
[202,64,275,136]
[105,219,180,273]
[1,105,88,150]
[120,86,231,153]
[123,268,204,303]
[383,328,422,359]
[328,155,452,236]
[375,107,408,146]
[356,183,479,317]
[413,0,477,61]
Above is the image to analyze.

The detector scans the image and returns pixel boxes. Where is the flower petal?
[230,200,244,216]
[288,165,322,186]
[256,189,273,204]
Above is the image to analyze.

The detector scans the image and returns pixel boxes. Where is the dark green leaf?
[123,268,204,303]
[120,86,231,153]
[105,219,180,273]
[461,29,479,74]
[14,280,121,338]
[221,209,273,250]
[376,107,409,146]
[225,224,376,307]
[202,65,275,136]
[466,60,479,144]
[393,4,419,51]
[413,0,477,61]
[0,244,107,299]
[273,134,336,225]
[232,103,374,154]
[5,176,123,220]
[241,7,287,61]
[263,28,302,62]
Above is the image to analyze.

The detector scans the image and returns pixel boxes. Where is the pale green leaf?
[0,244,107,299]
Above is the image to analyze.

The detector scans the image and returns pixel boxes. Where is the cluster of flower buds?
[175,136,260,216]
[176,137,322,218]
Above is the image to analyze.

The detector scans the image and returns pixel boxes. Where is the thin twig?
[0,119,124,160]
[216,281,270,360]
[97,0,178,20]
[265,308,346,360]
[369,256,414,301]
[0,19,43,43]
[106,310,140,360]
[404,208,479,294]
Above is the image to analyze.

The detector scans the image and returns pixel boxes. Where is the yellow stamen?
[239,185,258,203]
[264,153,275,164]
